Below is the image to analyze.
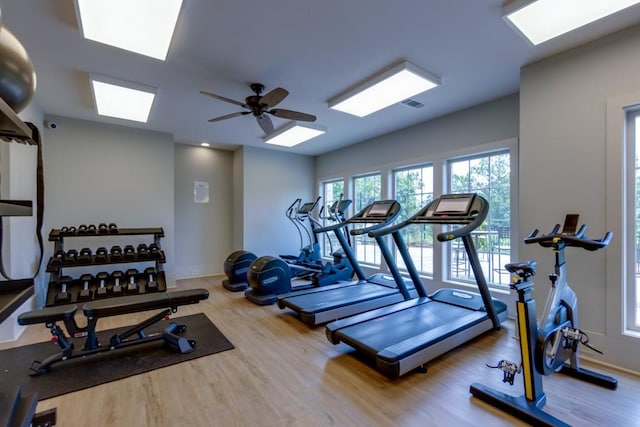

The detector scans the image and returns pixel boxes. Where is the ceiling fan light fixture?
[263,122,326,147]
[75,0,183,60]
[90,75,156,123]
[503,0,640,45]
[328,61,440,117]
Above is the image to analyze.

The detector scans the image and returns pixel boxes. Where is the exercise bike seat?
[18,304,78,325]
[505,260,537,277]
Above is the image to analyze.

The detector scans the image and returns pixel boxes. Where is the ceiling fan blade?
[259,87,289,108]
[208,111,249,122]
[200,91,247,108]
[268,109,317,122]
[256,114,274,135]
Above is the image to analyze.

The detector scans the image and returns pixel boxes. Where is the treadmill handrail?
[368,195,488,241]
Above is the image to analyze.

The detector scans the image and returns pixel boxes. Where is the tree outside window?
[449,151,511,286]
[393,165,434,274]
[353,174,381,265]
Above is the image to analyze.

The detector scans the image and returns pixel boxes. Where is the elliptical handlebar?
[524,224,612,251]
[286,198,302,220]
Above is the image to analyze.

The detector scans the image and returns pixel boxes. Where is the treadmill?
[276,199,417,326]
[325,193,508,378]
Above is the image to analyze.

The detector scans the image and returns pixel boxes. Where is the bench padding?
[18,304,77,325]
[83,288,209,318]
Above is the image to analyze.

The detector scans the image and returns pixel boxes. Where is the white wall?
[316,94,519,179]
[42,116,176,294]
[240,145,315,257]
[232,148,244,250]
[519,24,640,372]
[174,144,233,278]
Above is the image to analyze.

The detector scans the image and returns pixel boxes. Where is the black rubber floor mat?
[0,313,234,400]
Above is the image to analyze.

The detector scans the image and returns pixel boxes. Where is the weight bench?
[17,288,209,375]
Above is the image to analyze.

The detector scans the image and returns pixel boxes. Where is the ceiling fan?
[201,83,317,135]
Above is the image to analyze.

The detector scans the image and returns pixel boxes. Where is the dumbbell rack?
[45,227,167,307]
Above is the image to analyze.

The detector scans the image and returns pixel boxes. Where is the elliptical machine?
[470,214,617,427]
[221,197,321,291]
[280,196,323,276]
[245,196,355,305]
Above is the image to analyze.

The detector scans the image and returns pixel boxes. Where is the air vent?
[401,98,424,109]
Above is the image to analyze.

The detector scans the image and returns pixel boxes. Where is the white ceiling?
[3,1,640,156]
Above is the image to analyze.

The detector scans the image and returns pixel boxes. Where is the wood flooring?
[2,275,639,426]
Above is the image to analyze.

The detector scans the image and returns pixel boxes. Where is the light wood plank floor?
[2,275,640,426]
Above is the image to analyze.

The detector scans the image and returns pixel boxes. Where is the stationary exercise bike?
[470,215,617,427]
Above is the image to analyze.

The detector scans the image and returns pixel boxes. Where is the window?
[448,150,511,286]
[320,179,345,258]
[393,165,434,274]
[628,109,640,331]
[353,173,381,265]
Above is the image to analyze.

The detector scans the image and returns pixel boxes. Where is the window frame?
[445,149,513,289]
[391,163,435,276]
[352,172,382,266]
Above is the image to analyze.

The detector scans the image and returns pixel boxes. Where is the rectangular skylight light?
[328,61,440,117]
[503,0,640,45]
[75,0,183,60]
[91,78,156,123]
[264,122,326,147]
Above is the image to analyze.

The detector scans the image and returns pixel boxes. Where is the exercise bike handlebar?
[524,225,613,251]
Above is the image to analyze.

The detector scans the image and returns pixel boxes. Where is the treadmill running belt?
[335,302,483,358]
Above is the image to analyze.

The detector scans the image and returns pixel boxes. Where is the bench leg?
[163,322,196,353]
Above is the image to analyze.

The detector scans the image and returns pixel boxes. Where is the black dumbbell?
[110,270,124,296]
[123,245,136,261]
[55,276,73,303]
[98,223,108,234]
[50,249,65,267]
[110,245,123,262]
[148,243,161,259]
[137,243,150,259]
[125,268,139,293]
[78,247,92,264]
[78,224,88,235]
[77,273,94,301]
[95,246,108,263]
[87,224,97,234]
[67,226,77,235]
[108,223,118,234]
[95,271,109,298]
[64,249,78,265]
[144,267,159,292]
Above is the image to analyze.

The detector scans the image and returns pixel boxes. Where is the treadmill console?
[416,193,483,224]
[433,194,475,216]
[350,200,401,223]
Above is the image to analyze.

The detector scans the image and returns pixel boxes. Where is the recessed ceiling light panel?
[75,0,183,60]
[328,61,440,117]
[91,76,156,123]
[263,122,327,147]
[503,0,640,45]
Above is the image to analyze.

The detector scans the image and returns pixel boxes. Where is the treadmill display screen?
[367,201,393,217]
[434,195,473,215]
